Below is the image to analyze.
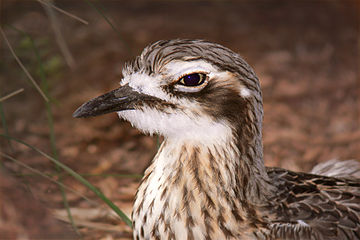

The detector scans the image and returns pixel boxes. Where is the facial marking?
[117,106,233,143]
[121,72,171,102]
[165,60,217,80]
[120,59,238,103]
[117,58,252,141]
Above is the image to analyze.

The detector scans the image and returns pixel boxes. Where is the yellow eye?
[178,73,206,87]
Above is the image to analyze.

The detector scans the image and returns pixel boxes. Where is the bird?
[73,39,360,240]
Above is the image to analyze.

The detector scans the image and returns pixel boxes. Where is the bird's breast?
[132,141,270,240]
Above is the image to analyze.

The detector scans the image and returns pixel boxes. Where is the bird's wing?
[310,159,360,179]
[265,167,360,240]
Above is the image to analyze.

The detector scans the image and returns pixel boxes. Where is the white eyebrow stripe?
[121,72,171,101]
[165,60,219,79]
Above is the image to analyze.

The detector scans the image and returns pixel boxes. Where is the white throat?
[117,108,234,143]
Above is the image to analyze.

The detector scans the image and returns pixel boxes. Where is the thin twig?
[0,27,49,102]
[37,0,88,25]
[9,25,80,234]
[0,88,24,102]
[0,102,13,153]
[84,0,132,55]
[55,215,129,232]
[0,151,97,206]
[41,0,76,69]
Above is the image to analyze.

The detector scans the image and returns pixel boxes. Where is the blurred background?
[0,0,359,239]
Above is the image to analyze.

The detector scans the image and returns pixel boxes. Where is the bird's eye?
[178,73,206,87]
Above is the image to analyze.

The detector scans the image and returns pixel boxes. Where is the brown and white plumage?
[73,39,360,239]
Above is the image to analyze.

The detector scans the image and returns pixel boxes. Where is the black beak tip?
[72,105,88,118]
[72,85,138,119]
[72,108,81,118]
[72,100,97,118]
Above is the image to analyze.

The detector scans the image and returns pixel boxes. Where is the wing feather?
[264,167,360,239]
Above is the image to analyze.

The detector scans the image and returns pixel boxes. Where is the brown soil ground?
[1,1,359,239]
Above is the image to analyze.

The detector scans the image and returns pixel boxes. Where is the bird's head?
[73,39,263,146]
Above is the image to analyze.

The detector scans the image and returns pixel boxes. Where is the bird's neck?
[154,136,271,201]
[132,136,273,239]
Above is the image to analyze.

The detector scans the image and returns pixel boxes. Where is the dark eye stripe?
[178,73,206,87]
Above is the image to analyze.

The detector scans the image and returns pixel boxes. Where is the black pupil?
[182,73,203,86]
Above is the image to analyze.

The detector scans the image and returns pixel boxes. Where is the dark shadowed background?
[1,1,359,239]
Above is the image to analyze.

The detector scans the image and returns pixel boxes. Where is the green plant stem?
[0,151,97,205]
[0,102,12,161]
[5,25,78,234]
[0,134,132,227]
[33,33,79,234]
[13,172,143,179]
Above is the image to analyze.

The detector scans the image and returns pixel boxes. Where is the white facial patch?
[120,60,222,102]
[117,107,233,144]
[165,59,218,80]
[120,73,171,102]
[118,59,241,141]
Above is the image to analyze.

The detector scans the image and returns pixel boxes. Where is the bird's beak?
[73,84,143,118]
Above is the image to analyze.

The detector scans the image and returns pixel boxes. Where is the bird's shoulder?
[262,167,360,240]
